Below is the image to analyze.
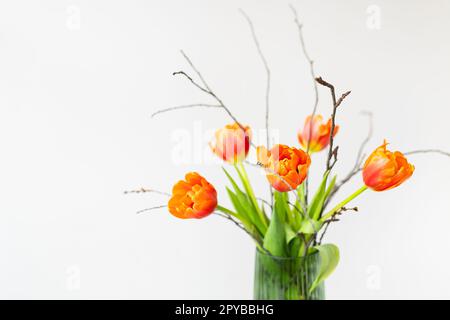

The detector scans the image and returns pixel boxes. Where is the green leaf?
[225,188,251,225]
[292,185,305,231]
[289,236,301,258]
[285,199,295,226]
[285,223,297,244]
[222,167,243,195]
[298,220,323,234]
[224,167,267,235]
[309,244,340,293]
[225,188,262,240]
[223,168,253,212]
[226,191,265,239]
[285,223,301,257]
[308,172,330,220]
[297,182,306,202]
[295,183,306,214]
[263,192,287,257]
[276,192,293,226]
[234,164,268,231]
[261,201,266,217]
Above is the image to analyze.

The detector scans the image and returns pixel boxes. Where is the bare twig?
[164,52,315,218]
[151,104,222,118]
[124,188,171,197]
[316,77,337,104]
[353,111,373,170]
[240,9,271,149]
[286,200,304,216]
[316,77,351,171]
[327,148,449,208]
[256,197,273,209]
[324,147,450,209]
[177,51,211,90]
[404,149,450,157]
[289,4,319,154]
[336,91,351,107]
[326,111,373,204]
[214,211,244,228]
[157,51,273,215]
[290,4,320,210]
[329,146,339,170]
[164,50,258,149]
[136,205,167,214]
[178,50,244,127]
[244,160,262,168]
[298,231,316,257]
[172,71,211,95]
[317,219,333,245]
[240,9,274,208]
[156,52,338,237]
[317,206,358,244]
[214,212,273,256]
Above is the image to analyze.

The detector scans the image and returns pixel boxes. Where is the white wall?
[0,0,449,299]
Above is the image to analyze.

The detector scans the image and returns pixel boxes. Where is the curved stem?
[321,186,368,222]
[216,205,238,218]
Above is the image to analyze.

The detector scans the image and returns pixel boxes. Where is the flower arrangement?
[161,126,414,299]
[128,7,449,300]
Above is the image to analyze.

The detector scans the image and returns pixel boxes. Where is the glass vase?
[253,249,325,300]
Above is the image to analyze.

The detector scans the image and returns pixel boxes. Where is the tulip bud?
[363,141,414,191]
[168,172,217,219]
[298,115,339,153]
[257,144,311,192]
[210,123,251,164]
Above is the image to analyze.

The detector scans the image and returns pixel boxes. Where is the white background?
[0,0,449,299]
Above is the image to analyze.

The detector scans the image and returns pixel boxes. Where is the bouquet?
[128,7,448,300]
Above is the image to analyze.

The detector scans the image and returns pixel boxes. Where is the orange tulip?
[168,172,217,219]
[298,115,339,153]
[257,144,311,192]
[210,123,252,164]
[363,141,415,191]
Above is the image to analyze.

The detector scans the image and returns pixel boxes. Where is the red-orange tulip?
[257,144,311,192]
[210,123,252,164]
[363,141,415,192]
[168,172,217,219]
[298,115,339,153]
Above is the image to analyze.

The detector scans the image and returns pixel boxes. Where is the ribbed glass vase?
[253,249,325,300]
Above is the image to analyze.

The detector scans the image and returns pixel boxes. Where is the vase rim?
[256,248,320,261]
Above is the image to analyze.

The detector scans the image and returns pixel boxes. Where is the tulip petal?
[168,172,217,219]
[362,141,414,191]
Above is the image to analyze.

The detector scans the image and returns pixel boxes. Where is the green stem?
[236,163,269,229]
[216,205,238,218]
[321,186,368,222]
